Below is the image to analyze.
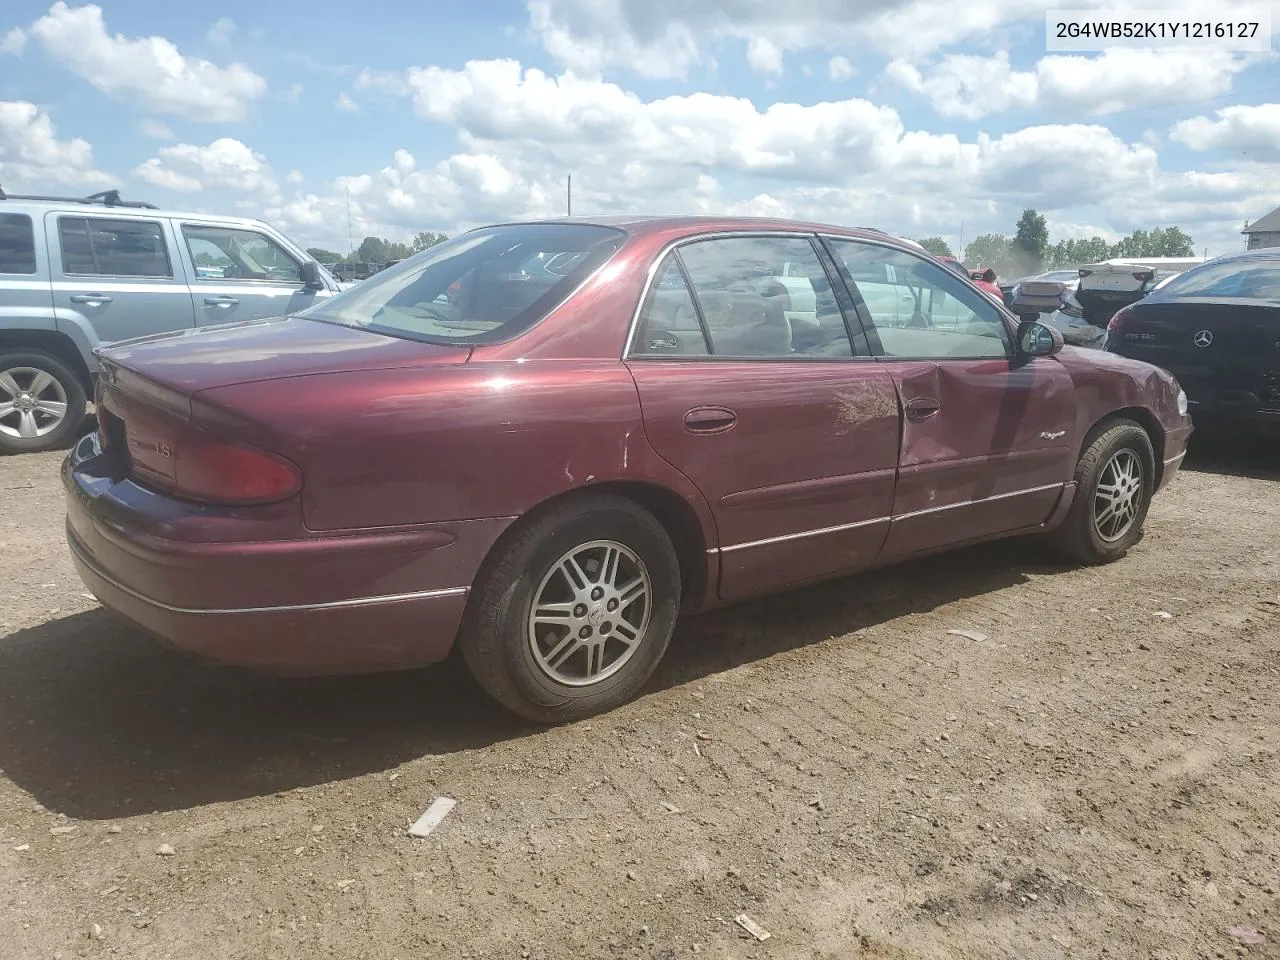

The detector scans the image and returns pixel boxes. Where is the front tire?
[459,494,682,723]
[0,350,88,455]
[1050,419,1155,564]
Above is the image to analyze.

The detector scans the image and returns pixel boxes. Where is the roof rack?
[0,186,158,209]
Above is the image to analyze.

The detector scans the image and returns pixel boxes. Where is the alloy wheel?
[0,366,69,441]
[527,540,653,687]
[1093,448,1144,543]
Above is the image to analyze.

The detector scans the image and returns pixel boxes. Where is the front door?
[825,237,1077,559]
[625,234,902,602]
[176,222,328,325]
[46,212,196,347]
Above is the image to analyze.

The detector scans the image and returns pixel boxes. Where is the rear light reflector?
[1132,270,1155,282]
[1078,268,1093,278]
[1107,305,1134,332]
[132,428,302,505]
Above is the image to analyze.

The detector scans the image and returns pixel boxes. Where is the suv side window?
[0,214,37,274]
[828,239,1010,360]
[182,225,302,283]
[673,236,853,358]
[57,217,172,278]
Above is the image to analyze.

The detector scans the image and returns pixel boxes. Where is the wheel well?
[1085,407,1166,485]
[506,481,711,610]
[0,330,93,395]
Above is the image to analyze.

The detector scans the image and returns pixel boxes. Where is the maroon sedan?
[65,216,1193,721]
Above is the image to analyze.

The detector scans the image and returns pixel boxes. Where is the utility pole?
[958,222,965,259]
[346,185,354,260]
[567,175,572,217]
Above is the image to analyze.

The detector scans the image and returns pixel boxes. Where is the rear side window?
[0,214,37,274]
[58,217,172,278]
[1156,259,1280,300]
[301,223,625,344]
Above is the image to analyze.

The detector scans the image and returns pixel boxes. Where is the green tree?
[963,234,1013,275]
[412,231,449,253]
[1012,208,1049,274]
[306,247,344,264]
[1045,236,1112,270]
[916,236,953,257]
[1111,226,1194,259]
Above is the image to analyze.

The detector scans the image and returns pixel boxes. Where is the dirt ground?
[1,437,1278,960]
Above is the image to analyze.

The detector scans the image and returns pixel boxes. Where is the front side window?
[668,235,854,358]
[1155,259,1280,301]
[300,223,625,344]
[182,225,302,283]
[828,240,1010,359]
[0,214,36,274]
[58,217,172,278]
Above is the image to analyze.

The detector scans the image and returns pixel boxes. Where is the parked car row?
[0,189,344,454]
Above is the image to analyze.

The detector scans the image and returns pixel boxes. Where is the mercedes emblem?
[1193,329,1213,348]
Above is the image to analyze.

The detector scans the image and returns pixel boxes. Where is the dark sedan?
[1105,250,1280,435]
[65,216,1192,721]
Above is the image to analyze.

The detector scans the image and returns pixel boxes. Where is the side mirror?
[299,260,323,289]
[1017,320,1064,358]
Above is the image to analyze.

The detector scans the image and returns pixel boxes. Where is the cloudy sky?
[1,1,1278,257]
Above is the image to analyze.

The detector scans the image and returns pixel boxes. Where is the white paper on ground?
[407,796,457,838]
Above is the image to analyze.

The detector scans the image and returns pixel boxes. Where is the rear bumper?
[63,433,512,673]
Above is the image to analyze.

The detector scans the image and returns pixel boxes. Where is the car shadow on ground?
[1182,432,1280,483]
[0,541,1047,820]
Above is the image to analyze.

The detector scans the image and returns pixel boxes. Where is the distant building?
[1242,206,1280,249]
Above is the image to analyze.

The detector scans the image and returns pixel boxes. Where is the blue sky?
[2,1,1278,257]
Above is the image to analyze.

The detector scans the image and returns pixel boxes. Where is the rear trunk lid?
[1077,263,1159,327]
[93,316,471,492]
[97,316,471,394]
[1111,299,1280,412]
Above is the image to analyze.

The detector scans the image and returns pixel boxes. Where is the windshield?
[1155,258,1280,301]
[300,223,626,344]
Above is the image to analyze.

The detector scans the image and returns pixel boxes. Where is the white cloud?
[132,158,202,191]
[745,36,783,76]
[0,26,27,54]
[0,99,115,188]
[524,0,1082,78]
[138,118,174,139]
[335,91,359,112]
[827,55,853,81]
[888,48,1253,120]
[1171,104,1280,163]
[285,169,305,184]
[206,16,236,48]
[134,137,278,197]
[393,149,415,172]
[25,2,266,122]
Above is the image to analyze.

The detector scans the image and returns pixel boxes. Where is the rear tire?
[459,494,681,723]
[1049,419,1155,564]
[0,350,87,455]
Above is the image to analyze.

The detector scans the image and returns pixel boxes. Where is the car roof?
[490,214,909,246]
[0,192,273,229]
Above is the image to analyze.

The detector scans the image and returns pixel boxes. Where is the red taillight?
[1107,305,1133,332]
[130,426,302,505]
[174,431,302,504]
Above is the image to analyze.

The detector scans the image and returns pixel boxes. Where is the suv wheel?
[0,350,88,455]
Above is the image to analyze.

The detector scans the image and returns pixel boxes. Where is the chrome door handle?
[683,406,738,433]
[904,396,940,422]
[70,294,112,305]
[204,296,240,308]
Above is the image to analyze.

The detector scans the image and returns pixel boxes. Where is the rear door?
[625,233,901,602]
[175,221,330,325]
[825,236,1076,560]
[45,212,196,345]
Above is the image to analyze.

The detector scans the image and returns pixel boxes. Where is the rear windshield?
[1154,259,1280,301]
[300,224,625,344]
